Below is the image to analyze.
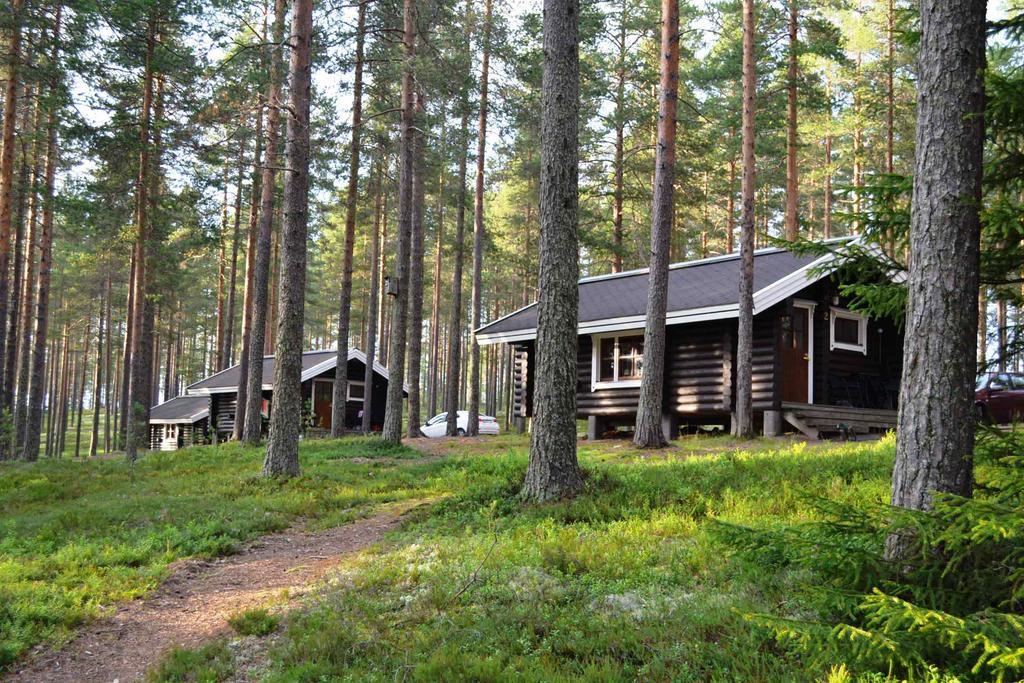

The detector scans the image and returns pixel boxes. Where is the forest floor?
[0,431,894,681]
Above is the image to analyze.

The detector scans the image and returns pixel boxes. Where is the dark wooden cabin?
[479,244,903,439]
[183,348,400,440]
[148,394,211,451]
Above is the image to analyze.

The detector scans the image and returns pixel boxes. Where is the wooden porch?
[780,402,898,440]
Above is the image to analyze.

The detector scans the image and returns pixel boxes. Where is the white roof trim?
[476,244,869,346]
[185,348,406,396]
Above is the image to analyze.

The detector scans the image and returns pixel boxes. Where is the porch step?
[781,402,898,438]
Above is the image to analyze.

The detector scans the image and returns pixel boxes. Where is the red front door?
[313,380,333,429]
[780,306,811,403]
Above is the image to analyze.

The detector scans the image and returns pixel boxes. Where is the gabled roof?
[475,243,847,345]
[185,348,397,395]
[150,394,210,424]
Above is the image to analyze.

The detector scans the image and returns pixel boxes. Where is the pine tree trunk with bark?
[732,0,756,439]
[521,0,584,503]
[0,0,26,430]
[263,0,313,477]
[243,0,286,445]
[89,277,106,458]
[406,88,427,438]
[381,0,417,444]
[331,0,366,437]
[783,0,798,241]
[361,162,383,432]
[22,5,62,461]
[427,113,446,418]
[234,97,264,441]
[633,0,679,449]
[125,30,160,463]
[887,0,985,559]
[467,0,492,437]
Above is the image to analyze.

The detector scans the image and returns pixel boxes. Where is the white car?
[420,411,500,437]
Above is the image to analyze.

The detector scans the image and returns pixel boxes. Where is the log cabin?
[476,243,904,440]
[150,348,401,449]
[149,395,211,450]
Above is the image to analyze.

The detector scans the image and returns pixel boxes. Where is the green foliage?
[0,437,428,668]
[250,435,893,681]
[228,608,280,637]
[714,429,1024,682]
[145,641,235,683]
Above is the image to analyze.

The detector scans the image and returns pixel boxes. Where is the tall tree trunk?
[0,0,26,424]
[427,111,446,419]
[783,0,798,241]
[978,288,988,374]
[611,0,626,273]
[215,172,229,371]
[6,79,35,427]
[406,88,427,438]
[331,0,366,437]
[521,0,584,502]
[89,277,107,458]
[263,0,313,476]
[467,0,492,437]
[381,0,416,444]
[998,298,1007,371]
[223,138,246,369]
[361,161,383,432]
[103,279,113,453]
[732,0,756,439]
[887,0,985,558]
[243,0,286,445]
[727,131,736,252]
[885,0,895,174]
[22,5,61,462]
[445,0,472,438]
[234,95,264,440]
[125,27,159,463]
[74,315,91,458]
[633,0,679,448]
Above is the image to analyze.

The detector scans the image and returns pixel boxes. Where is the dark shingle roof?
[477,248,819,338]
[150,395,210,423]
[187,350,336,392]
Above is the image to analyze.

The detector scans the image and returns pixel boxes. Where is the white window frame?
[591,330,645,391]
[829,307,868,355]
[313,378,366,405]
[347,380,366,402]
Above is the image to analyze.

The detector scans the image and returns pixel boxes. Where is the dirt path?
[8,503,421,683]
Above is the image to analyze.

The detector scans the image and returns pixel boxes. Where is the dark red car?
[975,372,1024,423]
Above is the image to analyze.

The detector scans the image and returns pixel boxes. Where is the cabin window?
[347,381,365,401]
[592,332,644,389]
[830,307,867,354]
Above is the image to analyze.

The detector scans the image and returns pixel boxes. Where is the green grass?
[228,608,281,637]
[0,435,430,667]
[165,433,897,682]
[2,431,903,680]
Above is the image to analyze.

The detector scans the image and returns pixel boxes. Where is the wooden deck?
[781,402,898,439]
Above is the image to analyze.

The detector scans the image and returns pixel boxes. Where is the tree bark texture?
[381,0,416,444]
[732,0,756,439]
[361,162,383,432]
[22,6,61,461]
[784,0,798,241]
[244,0,287,445]
[263,0,313,477]
[467,0,492,437]
[521,0,584,502]
[0,0,25,421]
[445,0,472,438]
[234,97,264,440]
[406,88,427,438]
[633,0,679,449]
[888,0,985,549]
[331,0,366,437]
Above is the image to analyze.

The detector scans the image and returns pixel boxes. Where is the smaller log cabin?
[150,348,400,449]
[476,243,903,439]
[149,395,210,450]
